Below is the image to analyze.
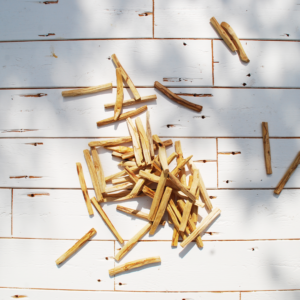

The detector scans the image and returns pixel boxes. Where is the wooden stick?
[181,207,221,248]
[112,176,136,185]
[154,81,203,112]
[105,182,134,193]
[146,111,155,158]
[262,122,272,175]
[274,152,300,195]
[153,135,169,174]
[139,170,178,190]
[89,137,132,148]
[124,166,140,183]
[114,68,124,120]
[210,17,237,52]
[169,172,196,201]
[111,54,141,101]
[97,106,147,127]
[56,228,97,265]
[188,175,193,189]
[171,155,193,177]
[90,147,106,194]
[109,256,161,276]
[112,151,123,158]
[76,163,93,215]
[191,189,199,223]
[136,117,152,165]
[198,169,213,211]
[166,205,188,240]
[62,83,112,97]
[221,22,250,63]
[129,178,146,197]
[175,141,187,187]
[142,185,156,199]
[105,146,133,153]
[105,95,157,108]
[105,166,139,182]
[115,222,152,261]
[171,226,180,247]
[91,197,124,244]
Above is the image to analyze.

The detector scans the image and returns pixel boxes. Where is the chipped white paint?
[0,189,11,237]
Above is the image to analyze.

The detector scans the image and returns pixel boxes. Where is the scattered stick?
[175,141,187,187]
[105,166,139,182]
[89,137,132,148]
[136,117,152,165]
[56,228,97,265]
[114,68,124,120]
[112,151,123,158]
[105,146,133,153]
[139,170,178,190]
[125,166,140,183]
[171,155,193,177]
[62,83,112,97]
[153,135,169,174]
[109,256,161,276]
[262,122,272,175]
[105,182,134,193]
[146,111,155,158]
[112,176,136,185]
[91,147,106,194]
[105,95,157,108]
[166,205,188,240]
[168,172,196,201]
[171,226,180,247]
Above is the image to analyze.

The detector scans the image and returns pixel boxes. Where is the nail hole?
[226,180,229,183]
[97,279,101,282]
[183,43,187,46]
[107,57,111,60]
[243,83,247,86]
[105,257,109,260]
[203,160,206,163]
[247,73,251,77]
[119,282,122,285]
[201,116,205,119]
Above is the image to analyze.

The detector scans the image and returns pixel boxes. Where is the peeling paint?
[219,152,241,155]
[19,93,47,98]
[25,142,43,146]
[10,176,42,179]
[27,193,49,197]
[39,33,55,37]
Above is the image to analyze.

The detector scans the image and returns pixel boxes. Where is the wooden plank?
[155,0,300,40]
[0,40,212,88]
[0,239,114,290]
[214,40,300,87]
[242,291,300,300]
[218,139,300,188]
[0,0,152,41]
[0,189,11,237]
[114,240,300,291]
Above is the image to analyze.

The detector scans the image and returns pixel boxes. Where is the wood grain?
[114,68,124,120]
[62,83,112,97]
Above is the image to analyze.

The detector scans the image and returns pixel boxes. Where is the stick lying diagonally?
[104,95,157,109]
[89,137,132,148]
[62,83,112,97]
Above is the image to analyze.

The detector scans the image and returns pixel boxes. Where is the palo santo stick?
[105,146,133,153]
[112,176,136,185]
[112,151,123,158]
[115,223,152,261]
[105,182,134,193]
[175,141,187,187]
[129,178,146,197]
[76,163,93,215]
[56,228,96,265]
[103,193,145,203]
[188,175,193,189]
[171,155,193,177]
[181,207,221,248]
[105,166,139,182]
[191,188,199,223]
[221,22,249,63]
[62,83,112,97]
[153,135,169,174]
[89,137,132,148]
[136,117,152,165]
[154,81,203,112]
[139,170,178,190]
[109,256,161,276]
[148,172,168,221]
[150,187,173,235]
[91,147,106,194]
[274,152,300,195]
[105,95,157,109]
[169,172,196,201]
[172,226,179,247]
[111,54,141,101]
[119,161,140,167]
[198,169,213,211]
[125,166,139,183]
[97,105,147,127]
[262,122,272,175]
[91,197,124,244]
[117,205,166,226]
[114,68,124,120]
[146,111,155,158]
[210,17,237,52]
[142,185,156,199]
[127,117,144,166]
[166,205,188,240]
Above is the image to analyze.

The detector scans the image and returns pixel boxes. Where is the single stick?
[171,155,193,177]
[146,111,155,158]
[76,163,93,215]
[171,226,179,247]
[91,197,124,244]
[142,185,156,199]
[111,54,141,101]
[105,166,139,182]
[105,95,157,108]
[153,135,169,174]
[210,17,237,52]
[114,68,124,120]
[109,256,161,276]
[166,205,188,240]
[221,22,250,63]
[104,193,145,203]
[89,137,132,148]
[136,117,152,165]
[105,146,133,153]
[175,141,187,187]
[188,175,193,189]
[129,178,146,197]
[97,106,147,127]
[112,176,136,185]
[62,83,112,97]
[168,172,196,201]
[191,190,199,223]
[56,228,97,265]
[124,166,140,183]
[139,170,178,190]
[181,207,221,248]
[154,81,203,112]
[262,122,272,175]
[115,222,152,261]
[112,151,123,158]
[274,152,300,195]
[105,182,134,193]
[90,147,106,194]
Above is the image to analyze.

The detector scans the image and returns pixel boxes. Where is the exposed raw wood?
[142,186,156,199]
[109,256,161,276]
[105,182,134,193]
[198,169,213,210]
[115,222,152,261]
[62,83,112,97]
[139,170,178,190]
[104,95,157,108]
[119,161,140,168]
[125,166,140,183]
[175,141,187,187]
[180,207,221,248]
[112,151,123,158]
[105,166,139,182]
[112,176,136,185]
[55,228,97,265]
[191,204,198,224]
[171,155,193,177]
[153,135,169,174]
[91,197,124,244]
[111,54,141,101]
[262,122,272,175]
[168,172,196,201]
[129,178,146,197]
[91,147,106,194]
[154,81,203,112]
[166,205,188,240]
[188,175,193,189]
[97,106,148,127]
[105,146,133,153]
[221,22,250,63]
[274,152,300,195]
[135,117,152,165]
[114,68,124,120]
[76,162,93,215]
[89,137,132,148]
[146,111,155,158]
[210,17,237,52]
[103,193,145,203]
[171,226,179,247]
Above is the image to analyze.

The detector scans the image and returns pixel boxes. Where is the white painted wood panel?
[2,88,300,137]
[0,289,240,300]
[242,291,300,300]
[13,189,300,241]
[155,0,300,40]
[0,138,216,188]
[0,189,11,237]
[0,0,152,40]
[0,40,212,88]
[114,240,300,291]
[218,138,300,188]
[214,40,300,87]
[0,239,114,290]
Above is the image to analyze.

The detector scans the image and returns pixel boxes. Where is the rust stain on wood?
[219,151,241,155]
[38,33,55,37]
[10,176,43,179]
[43,0,58,4]
[19,93,47,98]
[138,12,153,17]
[25,143,43,146]
[175,93,213,97]
[11,296,27,299]
[27,193,49,197]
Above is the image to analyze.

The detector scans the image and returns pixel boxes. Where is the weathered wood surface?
[0,189,11,237]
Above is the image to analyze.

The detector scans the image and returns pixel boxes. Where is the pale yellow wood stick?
[114,67,124,120]
[105,182,134,193]
[91,147,106,194]
[111,54,141,101]
[112,176,136,185]
[105,166,139,182]
[262,122,272,175]
[109,256,161,276]
[166,205,188,240]
[112,151,123,158]
[175,141,187,187]
[153,135,169,174]
[191,187,199,223]
[146,111,155,158]
[105,95,157,108]
[91,197,124,244]
[181,207,221,248]
[62,83,112,97]
[124,166,140,183]
[169,172,196,201]
[103,193,145,203]
[89,137,132,148]
[76,162,93,215]
[56,228,97,265]
[139,170,178,190]
[136,117,152,165]
[171,226,180,247]
[171,155,193,177]
[105,146,133,153]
